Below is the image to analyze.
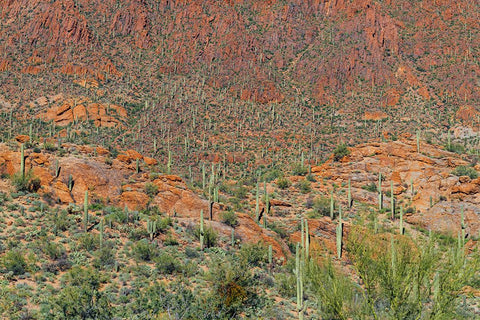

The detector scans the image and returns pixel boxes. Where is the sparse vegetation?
[452,165,478,179]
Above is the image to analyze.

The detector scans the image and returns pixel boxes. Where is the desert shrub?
[308,196,331,218]
[232,185,248,199]
[261,168,282,182]
[11,170,41,193]
[132,239,158,262]
[307,258,363,319]
[445,143,465,154]
[239,242,268,267]
[145,182,159,198]
[155,252,182,275]
[203,253,269,319]
[185,247,200,259]
[333,143,350,161]
[45,266,113,319]
[2,250,27,275]
[93,245,116,269]
[77,233,99,251]
[362,182,378,192]
[452,165,478,179]
[296,180,311,194]
[221,210,238,227]
[42,242,65,260]
[346,228,479,319]
[292,163,308,176]
[276,177,291,189]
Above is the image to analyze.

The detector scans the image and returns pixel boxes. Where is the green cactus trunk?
[391,181,395,220]
[378,172,383,210]
[330,190,334,219]
[200,209,204,250]
[20,143,25,179]
[336,207,343,259]
[84,190,88,232]
[147,219,157,241]
[255,181,260,222]
[347,178,352,208]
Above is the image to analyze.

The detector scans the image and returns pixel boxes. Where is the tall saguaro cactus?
[200,209,204,250]
[347,179,352,209]
[83,190,88,232]
[378,172,383,210]
[20,143,25,179]
[295,243,305,320]
[336,206,343,259]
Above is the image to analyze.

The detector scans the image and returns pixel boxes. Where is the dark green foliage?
[362,182,378,192]
[205,253,268,318]
[93,245,116,269]
[131,239,158,262]
[46,266,113,319]
[276,177,291,189]
[11,170,41,193]
[333,143,350,161]
[307,258,363,319]
[2,249,27,275]
[77,233,99,252]
[155,252,182,274]
[145,182,159,198]
[221,210,238,227]
[296,180,311,194]
[291,163,308,176]
[308,196,331,218]
[445,143,465,154]
[238,242,268,267]
[452,165,478,179]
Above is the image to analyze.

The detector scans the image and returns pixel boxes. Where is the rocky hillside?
[0,134,480,318]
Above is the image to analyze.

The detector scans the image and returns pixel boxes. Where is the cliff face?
[0,0,478,107]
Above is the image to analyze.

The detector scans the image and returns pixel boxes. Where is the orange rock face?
[37,99,127,128]
[312,138,480,236]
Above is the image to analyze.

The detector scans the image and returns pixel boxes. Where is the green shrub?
[452,165,478,179]
[445,143,465,154]
[145,182,159,198]
[308,196,331,218]
[221,210,238,227]
[155,252,181,274]
[296,180,311,194]
[276,177,291,189]
[93,245,116,269]
[362,182,377,193]
[333,143,350,161]
[10,170,41,193]
[2,250,27,275]
[77,233,99,251]
[239,242,268,267]
[132,239,158,262]
[291,163,308,176]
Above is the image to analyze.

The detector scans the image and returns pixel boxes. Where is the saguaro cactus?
[390,181,395,220]
[83,190,88,232]
[99,219,104,248]
[200,209,204,250]
[378,172,383,210]
[295,243,305,320]
[399,206,404,235]
[336,206,343,259]
[330,190,334,219]
[255,181,260,222]
[20,143,25,179]
[347,179,352,208]
[147,219,157,241]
